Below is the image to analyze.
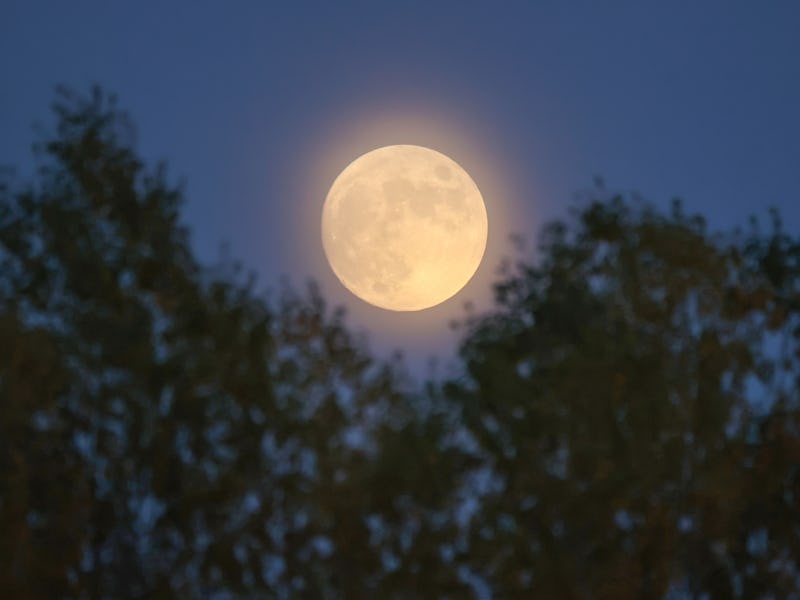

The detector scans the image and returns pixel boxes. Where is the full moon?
[322,145,488,311]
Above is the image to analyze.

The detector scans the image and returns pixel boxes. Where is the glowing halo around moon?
[321,145,488,311]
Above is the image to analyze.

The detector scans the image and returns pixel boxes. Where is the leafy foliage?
[447,198,800,597]
[0,89,465,599]
[1,89,798,598]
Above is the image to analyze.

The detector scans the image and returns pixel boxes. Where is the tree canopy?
[1,89,798,598]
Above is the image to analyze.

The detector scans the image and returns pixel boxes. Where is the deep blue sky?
[3,1,799,371]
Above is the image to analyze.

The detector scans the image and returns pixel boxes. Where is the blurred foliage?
[446,197,800,598]
[1,89,798,598]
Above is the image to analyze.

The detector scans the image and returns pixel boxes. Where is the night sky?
[3,1,799,372]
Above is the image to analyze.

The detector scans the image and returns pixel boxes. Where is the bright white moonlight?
[322,145,488,311]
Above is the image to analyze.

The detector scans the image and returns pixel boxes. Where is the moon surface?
[322,145,488,311]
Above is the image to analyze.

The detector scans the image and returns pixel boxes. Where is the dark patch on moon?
[382,177,415,206]
[408,184,437,219]
[435,165,452,180]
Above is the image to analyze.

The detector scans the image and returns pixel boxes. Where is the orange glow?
[283,93,537,352]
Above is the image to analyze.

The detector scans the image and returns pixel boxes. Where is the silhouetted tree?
[0,88,467,599]
[2,88,798,599]
[444,198,800,598]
